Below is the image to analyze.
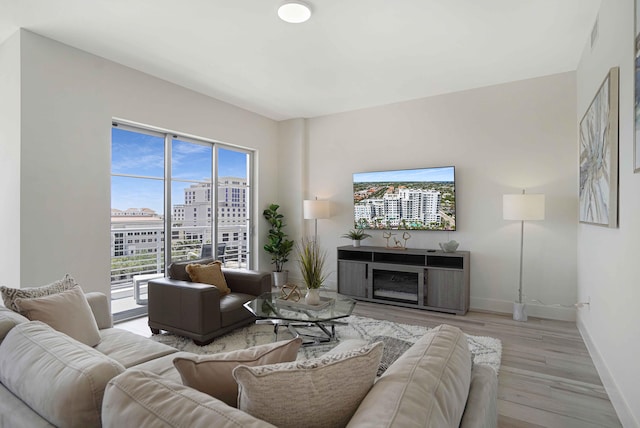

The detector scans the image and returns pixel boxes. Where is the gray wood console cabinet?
[337,245,470,315]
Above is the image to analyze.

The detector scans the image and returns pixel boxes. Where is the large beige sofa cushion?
[0,306,28,344]
[102,369,276,428]
[96,328,177,368]
[346,324,472,428]
[460,364,498,428]
[0,384,55,428]
[0,321,125,428]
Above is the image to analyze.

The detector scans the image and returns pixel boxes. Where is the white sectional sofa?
[0,292,498,427]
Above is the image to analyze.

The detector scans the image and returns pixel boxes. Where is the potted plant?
[297,237,328,305]
[262,203,294,287]
[341,228,372,247]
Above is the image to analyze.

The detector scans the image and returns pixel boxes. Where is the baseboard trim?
[470,297,576,321]
[577,319,638,428]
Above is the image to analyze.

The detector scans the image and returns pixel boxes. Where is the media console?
[337,245,470,315]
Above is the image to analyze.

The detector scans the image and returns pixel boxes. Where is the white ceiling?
[0,0,601,120]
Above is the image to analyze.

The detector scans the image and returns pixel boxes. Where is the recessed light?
[278,1,312,24]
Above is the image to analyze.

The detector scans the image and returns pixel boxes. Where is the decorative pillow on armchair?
[1,273,77,312]
[14,285,101,347]
[185,261,231,295]
[233,341,383,428]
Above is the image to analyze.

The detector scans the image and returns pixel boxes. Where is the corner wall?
[283,72,579,321]
[0,32,21,288]
[576,1,640,426]
[15,30,279,296]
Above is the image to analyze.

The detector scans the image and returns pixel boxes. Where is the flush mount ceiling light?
[278,1,312,24]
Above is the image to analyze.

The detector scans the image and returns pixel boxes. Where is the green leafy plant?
[297,237,328,289]
[262,204,294,272]
[341,228,372,241]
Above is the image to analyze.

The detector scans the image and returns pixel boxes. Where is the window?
[110,123,254,321]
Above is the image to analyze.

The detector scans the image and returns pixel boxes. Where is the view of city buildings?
[354,188,443,228]
[110,177,248,260]
[353,168,456,231]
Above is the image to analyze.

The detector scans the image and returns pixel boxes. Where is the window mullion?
[164,133,172,271]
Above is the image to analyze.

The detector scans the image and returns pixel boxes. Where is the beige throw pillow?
[174,338,302,407]
[186,261,231,295]
[233,341,383,428]
[14,285,101,347]
[1,273,77,312]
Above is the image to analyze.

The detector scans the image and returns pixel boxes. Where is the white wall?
[12,30,279,296]
[0,32,21,289]
[576,1,640,426]
[275,118,306,251]
[283,72,579,321]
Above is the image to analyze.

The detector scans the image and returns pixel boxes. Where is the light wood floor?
[118,302,622,428]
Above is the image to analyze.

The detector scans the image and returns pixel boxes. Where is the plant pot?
[352,240,361,247]
[272,271,288,287]
[305,288,321,305]
[513,302,527,322]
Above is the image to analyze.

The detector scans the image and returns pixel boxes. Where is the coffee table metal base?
[256,319,341,346]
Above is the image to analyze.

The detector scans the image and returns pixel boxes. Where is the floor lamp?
[303,198,330,242]
[503,190,545,322]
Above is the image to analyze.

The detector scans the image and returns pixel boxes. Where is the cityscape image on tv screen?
[352,166,456,231]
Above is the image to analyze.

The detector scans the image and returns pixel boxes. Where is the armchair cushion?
[168,257,215,281]
[186,261,230,295]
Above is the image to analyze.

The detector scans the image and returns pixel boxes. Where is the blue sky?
[353,166,455,183]
[111,128,247,213]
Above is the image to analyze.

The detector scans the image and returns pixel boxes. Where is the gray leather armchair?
[147,258,271,346]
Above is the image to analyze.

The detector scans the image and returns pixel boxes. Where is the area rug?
[150,315,502,374]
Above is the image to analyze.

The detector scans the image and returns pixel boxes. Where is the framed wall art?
[579,67,619,228]
[635,0,640,172]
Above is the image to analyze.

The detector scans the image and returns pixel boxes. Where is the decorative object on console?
[297,237,328,305]
[303,197,330,243]
[579,66,619,226]
[503,190,545,322]
[262,203,295,287]
[382,231,411,249]
[341,228,372,247]
[439,240,459,252]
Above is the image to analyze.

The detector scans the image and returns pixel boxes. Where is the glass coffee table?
[244,291,356,346]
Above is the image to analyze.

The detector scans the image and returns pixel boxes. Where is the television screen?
[352,166,456,231]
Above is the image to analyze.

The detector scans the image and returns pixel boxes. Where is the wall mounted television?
[352,166,456,231]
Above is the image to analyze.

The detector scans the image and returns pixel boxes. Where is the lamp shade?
[503,194,545,221]
[303,200,330,220]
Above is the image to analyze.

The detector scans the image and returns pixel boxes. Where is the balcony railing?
[110,224,249,317]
